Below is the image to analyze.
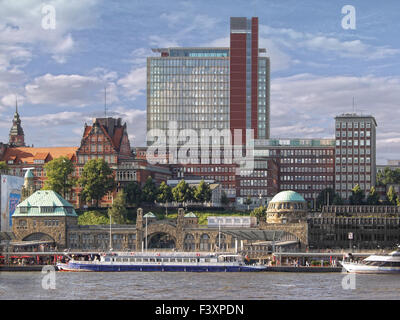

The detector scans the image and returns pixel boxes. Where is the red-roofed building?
[1,116,172,208]
[2,146,78,190]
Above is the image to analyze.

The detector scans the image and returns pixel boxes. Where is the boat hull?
[341,262,400,274]
[57,262,266,272]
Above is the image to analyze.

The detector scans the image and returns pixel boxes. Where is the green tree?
[79,159,115,207]
[125,181,142,206]
[377,167,400,186]
[220,191,229,206]
[43,156,76,198]
[78,211,109,225]
[386,186,398,205]
[172,179,191,203]
[349,184,365,205]
[108,191,128,224]
[194,180,212,203]
[250,205,267,220]
[0,161,9,171]
[366,186,380,205]
[142,176,158,203]
[157,181,173,215]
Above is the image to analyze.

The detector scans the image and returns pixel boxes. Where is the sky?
[0,0,400,164]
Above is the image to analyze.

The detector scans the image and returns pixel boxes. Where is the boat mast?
[109,212,112,251]
[145,215,148,252]
[109,195,113,251]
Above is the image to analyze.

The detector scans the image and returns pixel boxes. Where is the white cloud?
[25,73,118,107]
[0,0,99,66]
[117,67,147,99]
[259,25,400,61]
[270,73,400,163]
[23,111,87,126]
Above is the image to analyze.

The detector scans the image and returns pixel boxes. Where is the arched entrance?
[23,233,55,242]
[147,232,176,249]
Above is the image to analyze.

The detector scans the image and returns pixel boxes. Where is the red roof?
[2,147,78,164]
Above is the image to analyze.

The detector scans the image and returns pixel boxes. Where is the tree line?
[40,156,216,207]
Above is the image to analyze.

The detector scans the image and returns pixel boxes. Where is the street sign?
[348,232,353,240]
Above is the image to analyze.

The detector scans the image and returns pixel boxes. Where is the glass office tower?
[147,48,230,132]
[147,17,270,144]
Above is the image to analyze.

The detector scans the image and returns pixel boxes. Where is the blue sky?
[1,0,400,163]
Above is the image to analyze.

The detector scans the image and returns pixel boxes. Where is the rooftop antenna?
[352,97,355,114]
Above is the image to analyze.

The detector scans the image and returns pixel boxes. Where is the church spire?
[9,96,25,147]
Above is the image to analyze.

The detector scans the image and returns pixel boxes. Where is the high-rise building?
[334,113,377,199]
[147,17,270,145]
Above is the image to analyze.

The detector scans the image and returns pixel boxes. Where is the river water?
[0,271,399,300]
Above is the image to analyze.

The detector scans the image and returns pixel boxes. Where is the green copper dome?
[270,191,306,203]
[24,169,34,178]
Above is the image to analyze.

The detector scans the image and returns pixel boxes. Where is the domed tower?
[21,169,35,201]
[266,191,308,224]
[9,99,25,147]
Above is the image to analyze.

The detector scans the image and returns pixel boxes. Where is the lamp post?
[109,212,113,251]
[218,220,221,252]
[62,159,67,198]
[145,215,148,252]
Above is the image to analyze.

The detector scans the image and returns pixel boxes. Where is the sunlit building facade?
[147,17,270,145]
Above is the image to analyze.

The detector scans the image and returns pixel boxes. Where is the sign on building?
[0,175,24,232]
[348,232,353,240]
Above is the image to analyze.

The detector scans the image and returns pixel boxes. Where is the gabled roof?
[2,147,78,164]
[33,152,49,160]
[13,190,77,217]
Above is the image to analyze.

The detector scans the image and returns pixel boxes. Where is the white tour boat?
[56,251,267,272]
[341,250,400,274]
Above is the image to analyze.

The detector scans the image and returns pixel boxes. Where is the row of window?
[336,148,371,155]
[335,175,371,182]
[150,59,229,67]
[281,158,334,164]
[281,167,334,173]
[281,175,334,182]
[336,139,371,146]
[336,157,371,164]
[280,149,334,156]
[281,185,334,192]
[336,166,371,173]
[336,121,372,129]
[336,131,371,138]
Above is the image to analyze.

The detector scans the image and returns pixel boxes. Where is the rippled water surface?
[0,271,400,300]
